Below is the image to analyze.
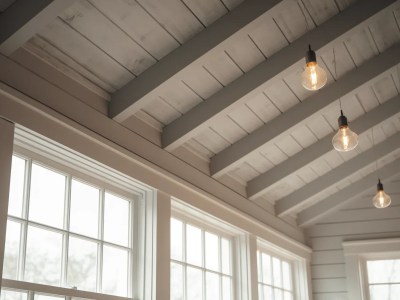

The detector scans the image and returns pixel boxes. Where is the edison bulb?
[301,61,328,91]
[373,180,391,208]
[332,126,359,152]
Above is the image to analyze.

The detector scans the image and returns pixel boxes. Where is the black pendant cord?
[299,0,311,33]
[333,46,342,111]
[372,126,379,182]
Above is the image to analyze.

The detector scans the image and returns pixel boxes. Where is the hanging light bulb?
[332,110,358,152]
[373,179,391,208]
[301,45,327,91]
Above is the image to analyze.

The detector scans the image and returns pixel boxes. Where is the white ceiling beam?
[297,159,400,227]
[109,0,288,122]
[276,132,400,217]
[161,0,398,151]
[247,96,400,200]
[0,0,74,55]
[210,42,400,177]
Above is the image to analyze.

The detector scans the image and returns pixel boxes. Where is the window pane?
[282,261,291,290]
[187,266,203,300]
[367,260,400,284]
[171,218,183,261]
[205,232,219,272]
[69,180,100,238]
[29,164,66,228]
[67,236,98,291]
[274,288,283,300]
[284,291,293,300]
[221,238,231,275]
[8,156,26,217]
[222,276,231,300]
[25,226,63,285]
[186,224,202,267]
[258,284,263,300]
[102,245,128,296]
[34,295,63,300]
[261,253,272,285]
[0,290,27,300]
[3,221,21,279]
[171,262,183,300]
[369,284,400,300]
[206,272,220,300]
[104,193,129,247]
[273,257,282,288]
[263,285,273,300]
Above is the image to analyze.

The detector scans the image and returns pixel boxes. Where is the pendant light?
[373,179,391,208]
[332,110,359,152]
[301,45,327,91]
[331,47,358,152]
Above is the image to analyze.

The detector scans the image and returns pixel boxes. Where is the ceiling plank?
[297,159,400,227]
[161,0,398,151]
[247,96,400,200]
[276,132,400,217]
[109,0,287,121]
[0,0,75,55]
[210,43,400,177]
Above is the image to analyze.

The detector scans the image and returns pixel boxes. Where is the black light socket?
[338,110,348,128]
[377,179,384,191]
[306,44,317,64]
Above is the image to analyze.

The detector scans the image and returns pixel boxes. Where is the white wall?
[306,177,400,300]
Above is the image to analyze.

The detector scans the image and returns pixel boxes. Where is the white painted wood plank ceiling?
[2,0,400,227]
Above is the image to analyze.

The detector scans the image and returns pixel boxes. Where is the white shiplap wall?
[306,176,400,300]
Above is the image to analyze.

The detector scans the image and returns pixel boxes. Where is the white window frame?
[343,238,400,300]
[1,126,156,300]
[256,239,310,300]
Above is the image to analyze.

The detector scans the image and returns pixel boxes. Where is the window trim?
[343,238,400,300]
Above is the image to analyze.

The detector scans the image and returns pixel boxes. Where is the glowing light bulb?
[332,110,358,152]
[301,45,327,91]
[373,179,391,208]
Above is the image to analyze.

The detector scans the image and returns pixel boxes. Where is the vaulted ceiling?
[1,0,400,227]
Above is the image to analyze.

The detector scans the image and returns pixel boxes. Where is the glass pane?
[3,221,21,279]
[367,260,400,284]
[222,276,231,300]
[29,163,66,228]
[102,245,128,296]
[104,193,130,247]
[186,224,202,267]
[8,156,26,217]
[34,295,63,300]
[171,262,183,300]
[263,285,273,300]
[282,261,292,290]
[258,284,263,300]
[187,266,203,300]
[369,284,400,300]
[273,257,282,288]
[171,218,183,261]
[284,291,293,300]
[206,271,220,300]
[261,253,272,285]
[221,238,231,275]
[67,236,98,291]
[205,232,219,272]
[274,288,283,300]
[69,179,100,238]
[25,226,63,285]
[0,290,27,300]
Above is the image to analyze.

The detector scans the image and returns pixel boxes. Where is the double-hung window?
[366,259,400,299]
[170,215,233,300]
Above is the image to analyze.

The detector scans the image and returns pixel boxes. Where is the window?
[257,249,294,300]
[3,154,134,297]
[170,216,233,300]
[366,259,400,299]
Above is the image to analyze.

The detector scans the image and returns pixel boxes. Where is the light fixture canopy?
[301,45,327,91]
[373,179,391,208]
[332,110,358,152]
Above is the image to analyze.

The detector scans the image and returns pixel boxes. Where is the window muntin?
[257,250,294,300]
[367,259,400,300]
[3,155,134,297]
[170,217,233,300]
